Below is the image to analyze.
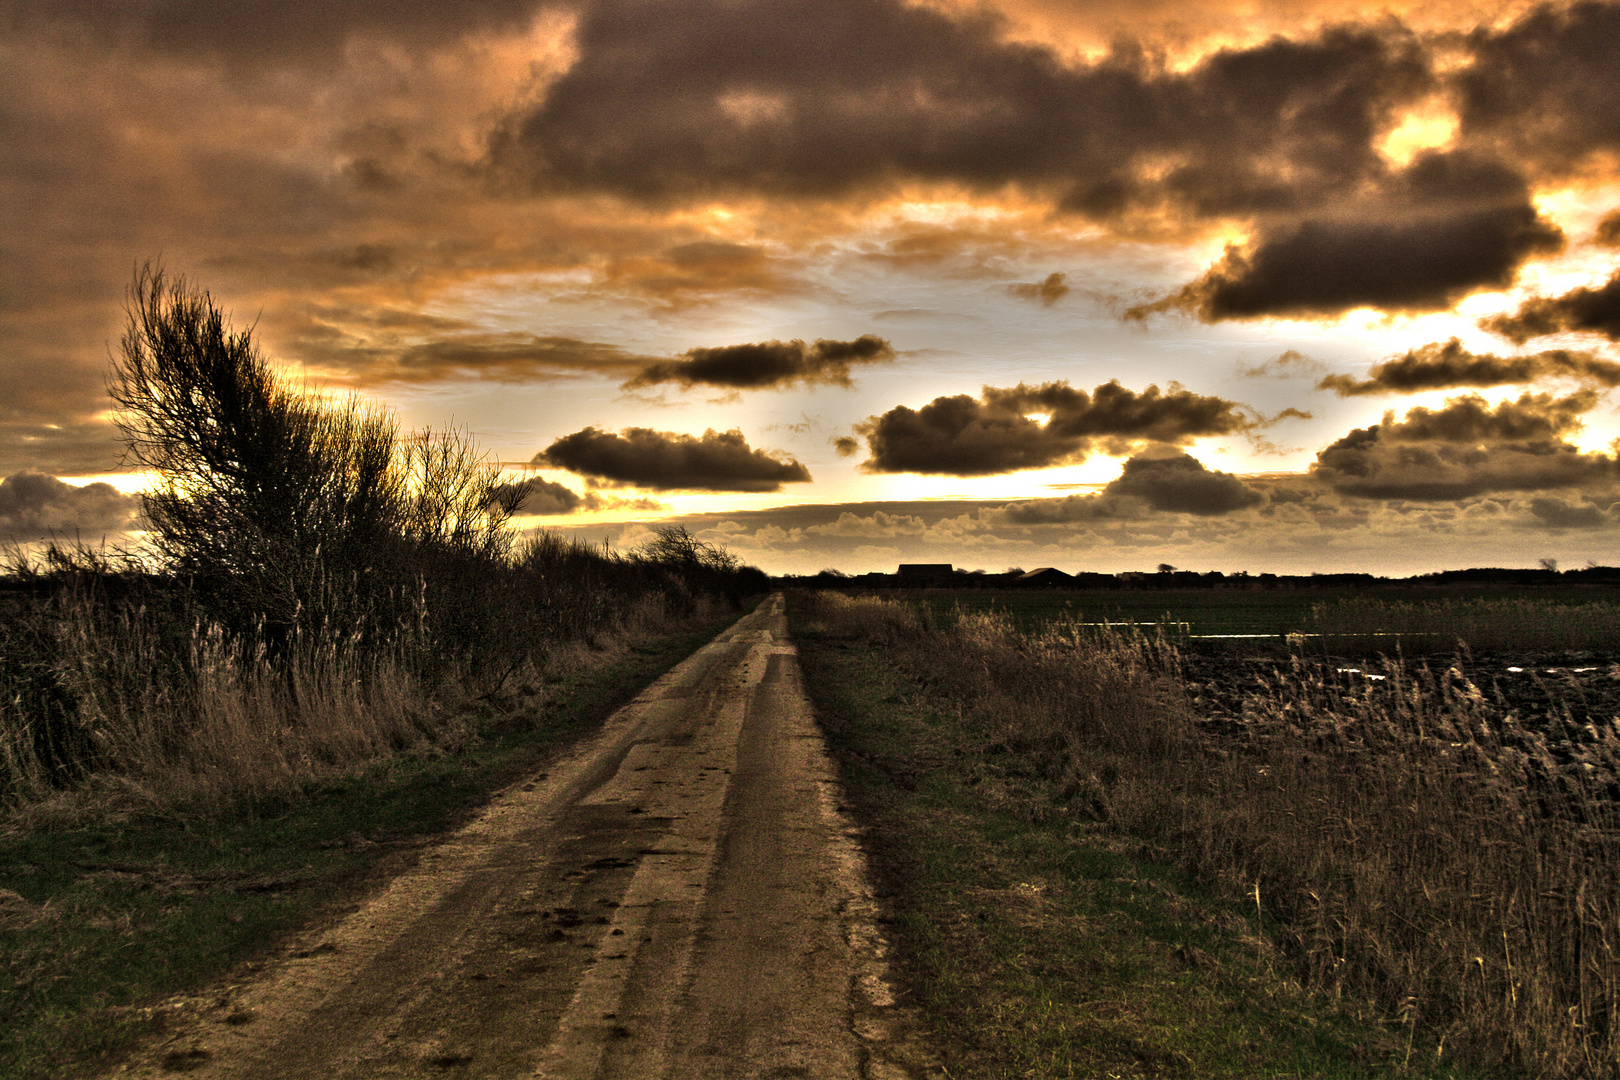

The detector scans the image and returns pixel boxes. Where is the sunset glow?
[7,0,1620,575]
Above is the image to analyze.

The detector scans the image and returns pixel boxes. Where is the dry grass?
[802,589,1620,1077]
[0,550,733,823]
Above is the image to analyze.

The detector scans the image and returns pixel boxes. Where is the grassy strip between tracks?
[0,603,751,1080]
[790,601,1473,1080]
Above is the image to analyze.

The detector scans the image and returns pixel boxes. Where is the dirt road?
[114,594,934,1080]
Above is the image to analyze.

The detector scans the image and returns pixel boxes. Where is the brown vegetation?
[796,590,1620,1076]
[0,268,766,820]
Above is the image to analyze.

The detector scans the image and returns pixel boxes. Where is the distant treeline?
[780,564,1620,591]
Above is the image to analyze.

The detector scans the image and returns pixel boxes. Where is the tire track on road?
[113,594,936,1080]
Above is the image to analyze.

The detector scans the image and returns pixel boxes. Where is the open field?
[898,584,1620,643]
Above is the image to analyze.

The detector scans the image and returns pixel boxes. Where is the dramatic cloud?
[1454,1,1620,178]
[0,472,141,542]
[1131,151,1563,321]
[1310,392,1618,500]
[492,2,1432,214]
[994,450,1262,523]
[1008,272,1070,305]
[623,335,894,391]
[1318,338,1620,395]
[1480,271,1620,344]
[13,0,1620,578]
[853,381,1251,476]
[495,478,587,515]
[536,427,812,492]
[1105,451,1266,515]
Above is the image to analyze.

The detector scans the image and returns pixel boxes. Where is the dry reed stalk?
[0,561,712,821]
[802,589,1620,1076]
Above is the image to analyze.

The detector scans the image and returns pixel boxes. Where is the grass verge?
[791,597,1471,1079]
[0,602,751,1080]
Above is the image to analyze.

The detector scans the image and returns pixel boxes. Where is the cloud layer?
[1482,271,1620,343]
[623,335,894,390]
[1132,152,1563,321]
[853,380,1251,475]
[536,427,812,491]
[1318,338,1620,395]
[1310,392,1617,500]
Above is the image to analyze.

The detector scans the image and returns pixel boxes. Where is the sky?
[6,0,1620,575]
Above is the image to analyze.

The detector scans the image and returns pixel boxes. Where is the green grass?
[0,604,750,1080]
[900,584,1620,639]
[792,602,1473,1079]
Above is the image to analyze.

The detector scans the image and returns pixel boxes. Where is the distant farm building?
[1017,567,1072,588]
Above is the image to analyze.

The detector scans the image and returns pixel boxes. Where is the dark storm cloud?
[536,427,812,492]
[1386,391,1593,442]
[997,450,1262,522]
[1318,338,1620,395]
[1454,0,1620,177]
[1008,272,1070,305]
[10,0,547,66]
[1480,271,1620,344]
[0,472,141,542]
[491,0,1430,216]
[623,335,894,390]
[1130,151,1563,321]
[853,380,1250,476]
[1310,392,1617,500]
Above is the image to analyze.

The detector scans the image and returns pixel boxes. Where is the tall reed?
[800,590,1620,1076]
[0,531,763,818]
